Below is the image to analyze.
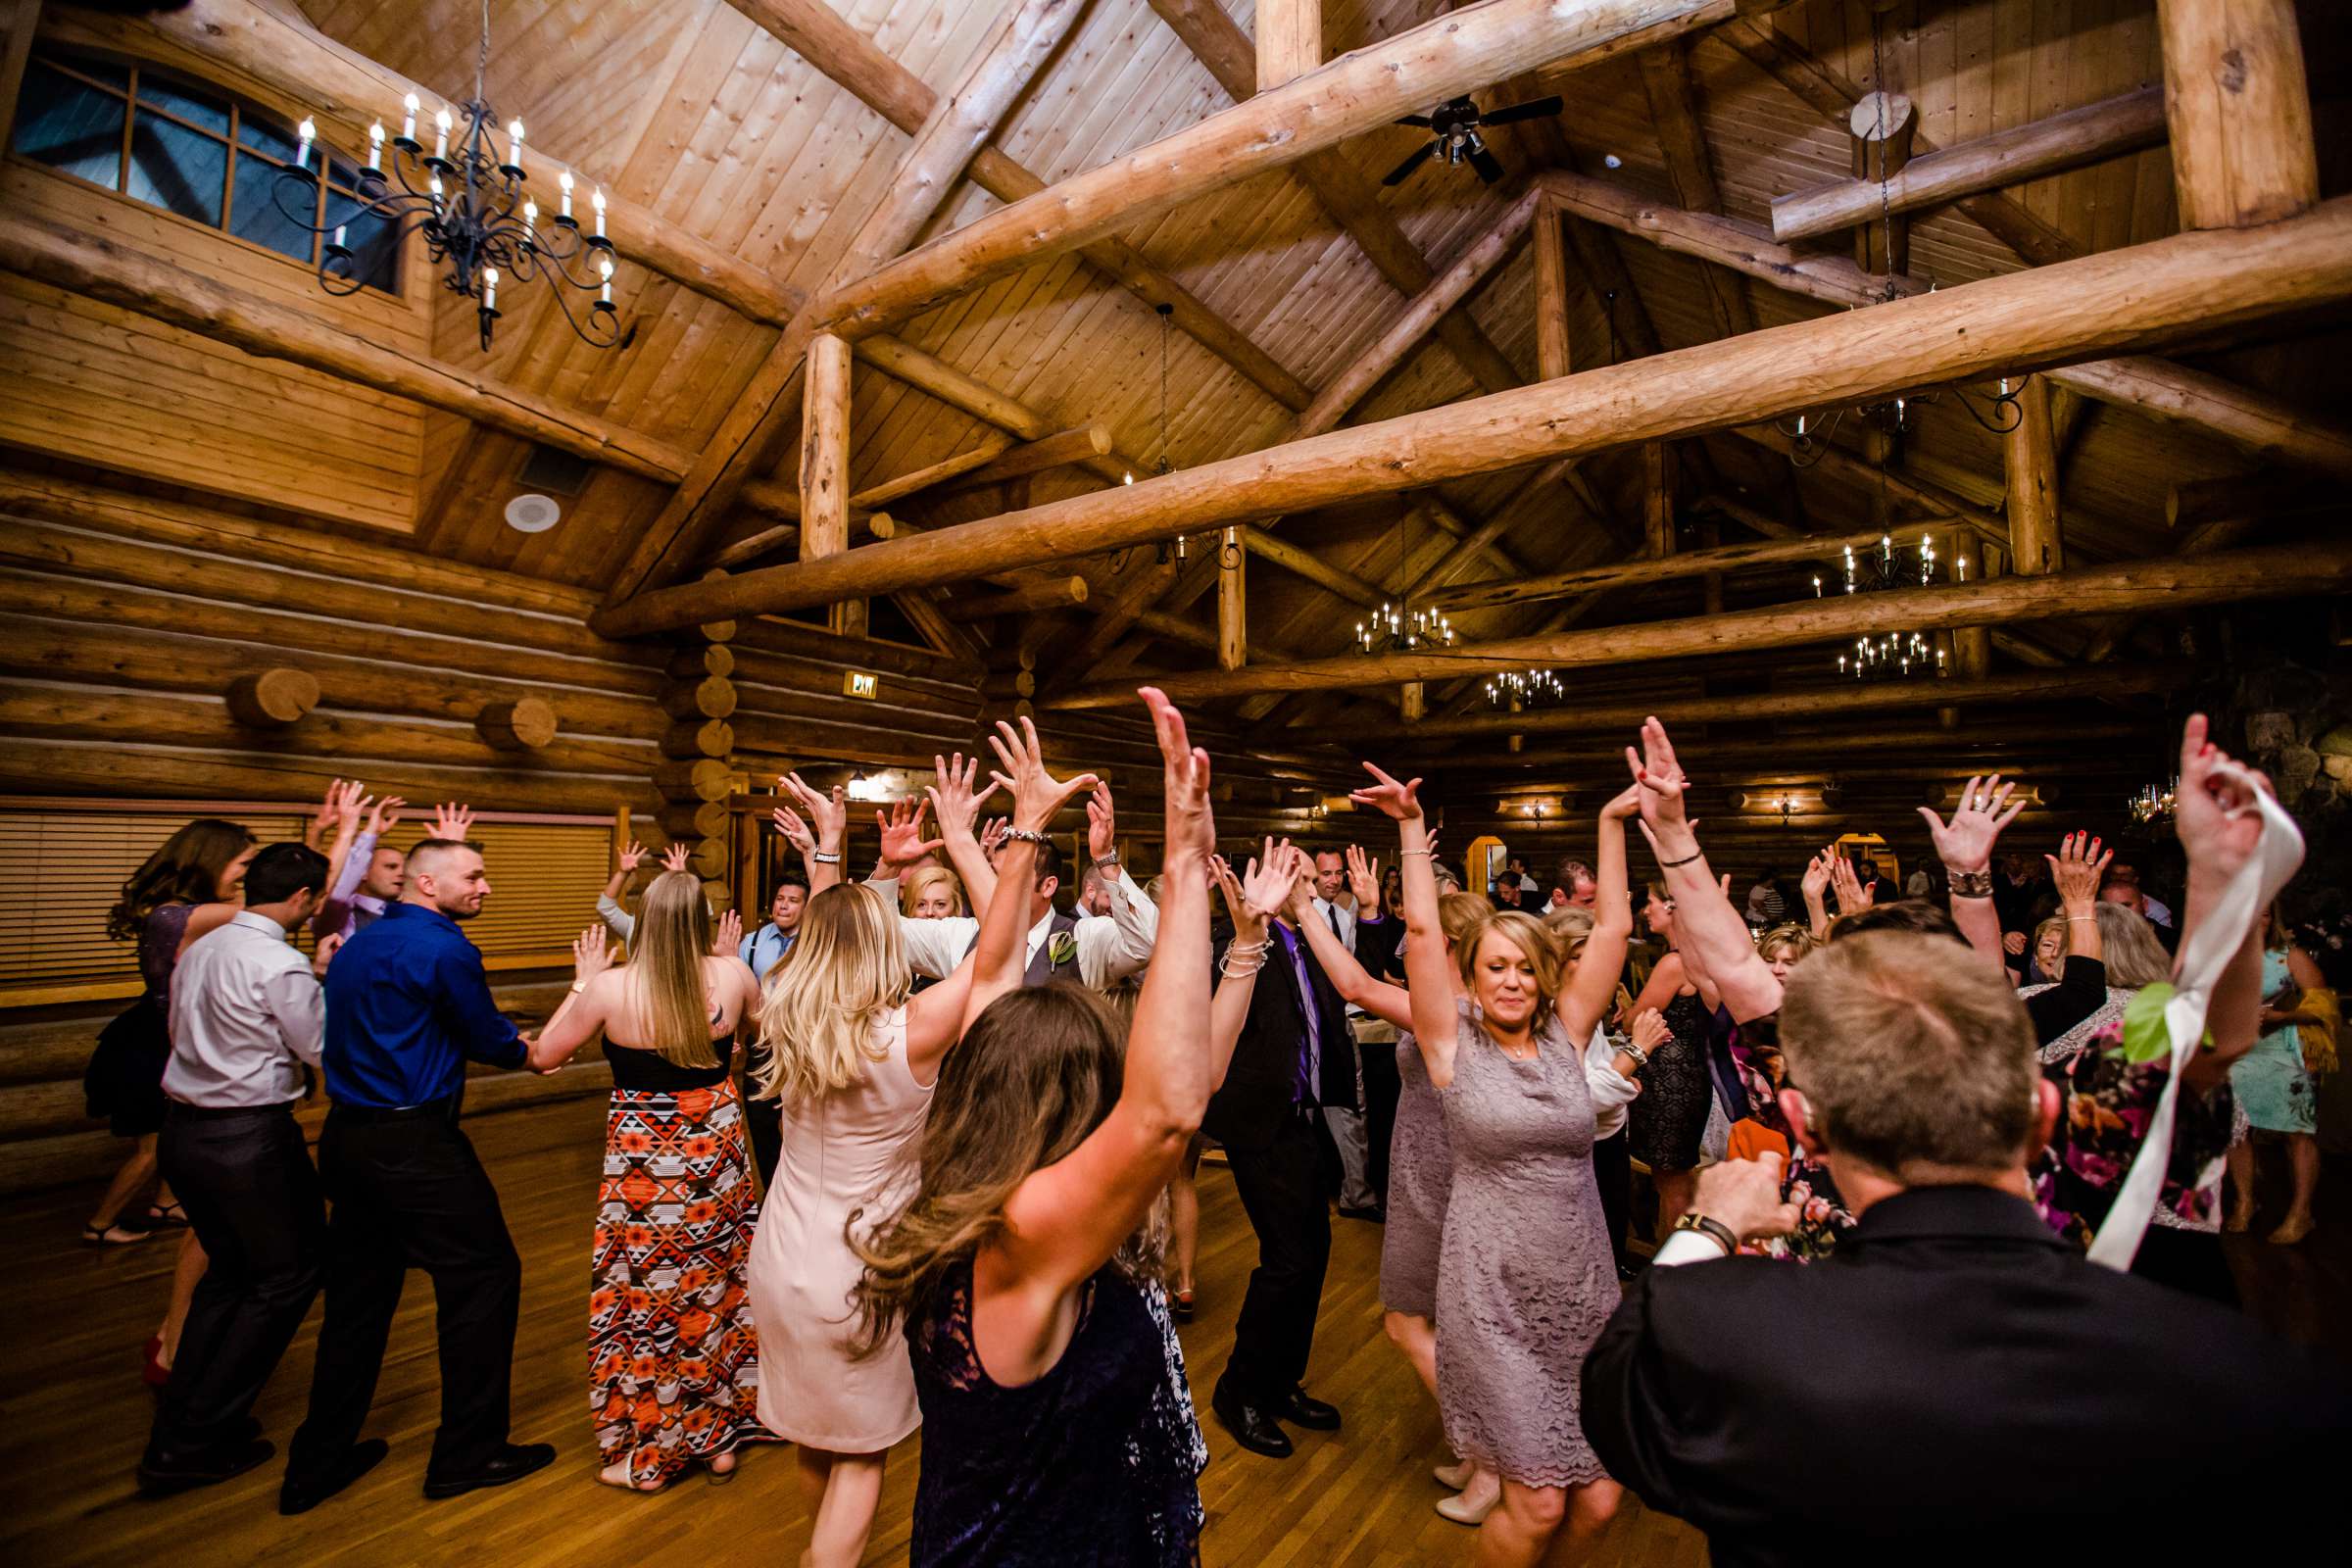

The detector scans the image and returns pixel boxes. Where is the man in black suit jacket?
[1202,902,1356,1459]
[1584,931,2351,1567]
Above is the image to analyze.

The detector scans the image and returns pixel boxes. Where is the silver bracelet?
[1219,955,1268,979]
[810,850,842,864]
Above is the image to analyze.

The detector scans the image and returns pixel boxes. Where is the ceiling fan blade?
[1381,140,1438,187]
[1396,114,1435,128]
[1478,95,1565,127]
[1468,144,1507,184]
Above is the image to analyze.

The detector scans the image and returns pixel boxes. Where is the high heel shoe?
[704,1451,739,1486]
[1169,1286,1195,1323]
[1432,1458,1475,1492]
[1436,1470,1500,1526]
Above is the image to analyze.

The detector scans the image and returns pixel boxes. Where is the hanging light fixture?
[1136,303,1193,563]
[272,0,620,351]
[2128,777,2180,825]
[1484,669,1563,709]
[1357,598,1456,656]
[1817,529,1946,681]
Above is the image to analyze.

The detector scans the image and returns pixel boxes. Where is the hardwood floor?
[10,1102,2345,1566]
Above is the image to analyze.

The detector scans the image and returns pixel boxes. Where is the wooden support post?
[475,698,560,752]
[591,198,2352,636]
[1643,444,1676,559]
[1217,527,1247,671]
[224,667,318,727]
[1846,91,1917,275]
[1255,0,1319,89]
[1534,198,1573,381]
[1400,681,1427,722]
[2004,375,2063,575]
[1776,87,2164,245]
[801,332,857,636]
[2157,0,2319,230]
[1042,542,2352,708]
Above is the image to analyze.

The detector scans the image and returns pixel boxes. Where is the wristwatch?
[1670,1211,1740,1255]
[1093,851,1121,867]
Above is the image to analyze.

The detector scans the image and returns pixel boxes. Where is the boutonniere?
[1049,932,1078,967]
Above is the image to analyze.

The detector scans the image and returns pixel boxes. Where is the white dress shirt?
[870,865,1158,989]
[163,910,323,1108]
[1585,1021,1640,1142]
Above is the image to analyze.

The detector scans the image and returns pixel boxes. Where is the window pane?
[14,61,125,190]
[232,150,317,265]
[136,74,230,137]
[127,108,227,225]
[324,186,400,291]
[237,114,299,163]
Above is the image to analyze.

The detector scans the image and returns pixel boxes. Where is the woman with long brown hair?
[529,869,768,1491]
[744,755,1003,1568]
[854,695,1278,1566]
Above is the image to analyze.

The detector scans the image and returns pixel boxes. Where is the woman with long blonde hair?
[530,869,767,1491]
[743,757,999,1568]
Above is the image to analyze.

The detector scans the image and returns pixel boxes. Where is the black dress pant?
[739,1051,782,1187]
[148,1102,323,1459]
[1219,1110,1333,1403]
[1360,1041,1401,1204]
[1592,1128,1633,1270]
[286,1098,521,1484]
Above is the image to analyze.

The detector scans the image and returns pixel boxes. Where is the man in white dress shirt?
[140,842,369,1502]
[871,779,1156,989]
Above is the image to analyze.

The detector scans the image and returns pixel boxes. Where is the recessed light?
[505,493,561,532]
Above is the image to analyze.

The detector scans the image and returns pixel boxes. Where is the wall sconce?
[1733,789,1817,822]
[846,770,891,803]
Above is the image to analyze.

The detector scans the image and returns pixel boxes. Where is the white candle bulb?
[296,118,315,170]
[523,199,537,229]
[507,119,524,166]
[402,94,418,140]
[559,170,573,219]
[599,254,614,304]
[367,122,383,171]
[333,223,346,249]
[428,172,444,210]
[482,267,497,311]
[433,108,452,160]
[592,187,606,238]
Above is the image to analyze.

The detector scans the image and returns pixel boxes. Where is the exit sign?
[844,670,878,699]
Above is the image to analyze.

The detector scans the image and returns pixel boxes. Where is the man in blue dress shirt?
[281,836,555,1514]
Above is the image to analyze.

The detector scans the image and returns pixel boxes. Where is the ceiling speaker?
[504,493,562,533]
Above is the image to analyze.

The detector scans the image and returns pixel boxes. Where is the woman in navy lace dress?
[850,700,1274,1566]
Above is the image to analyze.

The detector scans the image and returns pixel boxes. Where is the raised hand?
[1801,847,1835,903]
[1599,780,1643,822]
[1915,774,2025,873]
[782,773,848,851]
[770,806,815,858]
[617,840,648,873]
[876,797,945,870]
[1142,687,1213,860]
[1085,780,1118,862]
[988,713,1102,836]
[307,779,350,844]
[2044,830,2113,910]
[1828,855,1874,914]
[430,801,474,840]
[366,795,407,836]
[1625,716,1691,835]
[714,908,743,957]
[330,779,369,835]
[979,816,1010,864]
[1345,843,1381,908]
[1249,841,1303,923]
[2175,712,2279,882]
[924,753,1000,844]
[1349,761,1423,821]
[661,842,691,874]
[571,925,615,984]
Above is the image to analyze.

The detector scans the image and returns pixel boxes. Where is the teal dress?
[2230,948,2316,1134]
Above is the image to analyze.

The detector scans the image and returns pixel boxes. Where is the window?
[11,52,401,293]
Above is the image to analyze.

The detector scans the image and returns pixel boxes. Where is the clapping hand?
[1345,843,1381,908]
[924,753,1000,845]
[1916,774,2025,874]
[876,798,945,870]
[714,909,743,957]
[1142,688,1213,860]
[429,801,474,840]
[1349,762,1423,821]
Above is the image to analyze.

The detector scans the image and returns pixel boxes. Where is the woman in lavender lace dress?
[1356,764,1647,1567]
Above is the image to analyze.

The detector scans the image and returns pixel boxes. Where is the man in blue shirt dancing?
[281,835,554,1515]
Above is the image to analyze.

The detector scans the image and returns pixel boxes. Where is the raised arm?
[1075,780,1160,986]
[2173,715,2302,1091]
[528,927,616,1071]
[1207,844,1295,1083]
[1560,784,1642,1043]
[1629,718,1781,1022]
[1354,762,1459,1086]
[316,780,369,921]
[960,718,1098,1033]
[779,774,848,893]
[1917,775,2029,974]
[1798,847,1834,943]
[987,691,1214,1320]
[1287,854,1411,1028]
[924,752,1002,918]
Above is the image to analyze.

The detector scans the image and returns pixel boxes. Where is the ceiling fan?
[1382,93,1564,187]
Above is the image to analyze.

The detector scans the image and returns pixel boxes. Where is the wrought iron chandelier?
[1773,377,2027,467]
[1816,532,1948,680]
[1357,599,1455,656]
[272,0,620,351]
[1485,668,1563,709]
[2128,777,2180,825]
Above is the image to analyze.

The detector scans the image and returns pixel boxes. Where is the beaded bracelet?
[809,850,843,864]
[1001,826,1049,845]
[1945,867,1993,898]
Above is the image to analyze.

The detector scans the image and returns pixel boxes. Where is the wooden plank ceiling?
[57,2,2352,723]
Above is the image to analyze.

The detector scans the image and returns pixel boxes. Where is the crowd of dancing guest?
[83,693,2352,1564]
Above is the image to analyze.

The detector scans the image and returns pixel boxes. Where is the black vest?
[1021,907,1081,987]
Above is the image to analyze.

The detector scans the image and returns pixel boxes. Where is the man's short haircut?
[405,837,480,883]
[1826,898,1961,943]
[1779,930,2038,1180]
[242,841,329,906]
[1033,837,1064,890]
[1550,857,1594,896]
[773,865,809,896]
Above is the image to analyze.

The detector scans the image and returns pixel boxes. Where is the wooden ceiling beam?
[935,424,1115,494]
[0,212,698,484]
[1772,86,2169,244]
[807,0,1755,343]
[1427,522,1954,614]
[2157,0,2319,231]
[1052,539,2345,707]
[1141,0,1526,398]
[727,0,1310,412]
[593,198,2352,637]
[1541,171,2352,479]
[853,336,1142,485]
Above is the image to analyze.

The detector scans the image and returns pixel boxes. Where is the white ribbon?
[2085,771,2304,1269]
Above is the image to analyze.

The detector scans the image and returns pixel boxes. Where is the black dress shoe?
[280,1439,390,1516]
[421,1442,555,1500]
[1276,1386,1341,1431]
[137,1437,275,1497]
[1338,1203,1387,1223]
[1209,1382,1293,1459]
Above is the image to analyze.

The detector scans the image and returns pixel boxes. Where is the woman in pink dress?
[747,756,1001,1568]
